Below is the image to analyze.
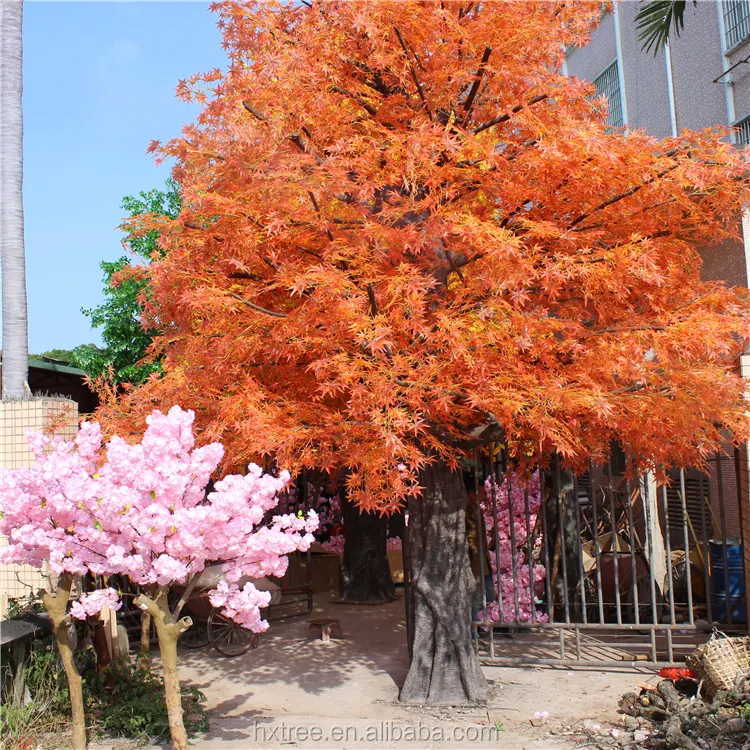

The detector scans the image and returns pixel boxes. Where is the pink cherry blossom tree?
[0,406,317,750]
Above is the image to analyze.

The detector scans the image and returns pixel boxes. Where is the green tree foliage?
[72,180,180,386]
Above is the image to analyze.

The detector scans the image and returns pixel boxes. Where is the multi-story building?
[566,0,750,287]
[566,0,750,625]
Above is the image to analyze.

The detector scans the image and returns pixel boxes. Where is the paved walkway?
[95,592,651,749]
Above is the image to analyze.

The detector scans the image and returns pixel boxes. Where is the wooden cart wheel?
[179,620,210,649]
[208,609,259,657]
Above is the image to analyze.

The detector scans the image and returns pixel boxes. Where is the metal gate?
[469,446,747,667]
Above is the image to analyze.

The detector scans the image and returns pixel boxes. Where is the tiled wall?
[0,398,78,617]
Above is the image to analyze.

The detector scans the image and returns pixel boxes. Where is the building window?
[723,0,750,50]
[736,115,750,145]
[593,61,624,128]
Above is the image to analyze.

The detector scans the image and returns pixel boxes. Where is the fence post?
[735,353,750,631]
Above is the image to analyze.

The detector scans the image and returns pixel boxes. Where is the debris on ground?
[556,633,750,749]
[607,632,750,749]
[616,675,750,749]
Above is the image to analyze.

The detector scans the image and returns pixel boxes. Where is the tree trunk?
[155,622,187,750]
[340,487,396,603]
[134,591,192,750]
[0,0,29,399]
[399,460,488,705]
[139,612,151,670]
[42,574,87,750]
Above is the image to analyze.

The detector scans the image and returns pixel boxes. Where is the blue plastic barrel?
[710,540,747,624]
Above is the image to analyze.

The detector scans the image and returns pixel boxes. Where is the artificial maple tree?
[101,0,750,704]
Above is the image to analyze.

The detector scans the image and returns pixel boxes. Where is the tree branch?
[568,162,681,229]
[308,191,335,242]
[589,324,666,335]
[341,58,398,97]
[461,45,492,121]
[330,85,378,116]
[472,93,548,134]
[227,290,287,318]
[242,101,268,123]
[184,221,224,243]
[393,26,433,121]
[367,283,378,316]
[241,100,320,160]
[458,3,476,20]
[171,572,202,620]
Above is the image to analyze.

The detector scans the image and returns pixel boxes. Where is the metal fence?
[469,446,747,667]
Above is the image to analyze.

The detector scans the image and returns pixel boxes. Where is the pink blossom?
[479,471,548,624]
[207,580,271,632]
[0,406,318,633]
[320,534,345,554]
[69,588,122,620]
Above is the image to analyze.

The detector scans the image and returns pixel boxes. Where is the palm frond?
[635,0,694,54]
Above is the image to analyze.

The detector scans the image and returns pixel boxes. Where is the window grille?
[593,61,623,128]
[735,114,750,145]
[723,0,750,50]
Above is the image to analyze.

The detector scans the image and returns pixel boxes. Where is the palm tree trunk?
[0,0,29,399]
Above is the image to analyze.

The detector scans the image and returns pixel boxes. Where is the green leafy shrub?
[5,594,44,620]
[85,657,208,743]
[1,643,208,748]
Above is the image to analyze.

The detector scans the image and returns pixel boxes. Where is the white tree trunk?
[1,0,29,399]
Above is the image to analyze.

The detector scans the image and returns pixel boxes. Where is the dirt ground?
[93,592,653,749]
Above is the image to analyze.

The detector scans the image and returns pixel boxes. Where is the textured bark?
[42,574,87,750]
[139,612,152,670]
[0,0,28,398]
[156,626,187,750]
[340,488,396,603]
[134,591,191,750]
[400,460,488,705]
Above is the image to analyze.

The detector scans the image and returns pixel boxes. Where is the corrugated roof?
[26,358,87,377]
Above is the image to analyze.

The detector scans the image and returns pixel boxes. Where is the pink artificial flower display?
[69,588,122,620]
[320,534,346,554]
[479,471,548,624]
[0,406,318,633]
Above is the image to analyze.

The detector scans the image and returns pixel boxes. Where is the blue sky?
[21,2,225,353]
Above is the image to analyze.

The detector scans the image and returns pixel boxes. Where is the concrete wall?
[566,9,617,83]
[737,355,750,626]
[616,1,673,137]
[566,1,750,135]
[698,235,749,287]
[669,2,735,132]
